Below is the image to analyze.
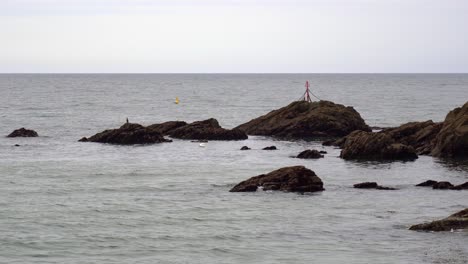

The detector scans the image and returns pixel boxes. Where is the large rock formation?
[235,100,370,140]
[80,123,171,145]
[7,128,38,137]
[230,166,324,193]
[410,208,468,231]
[382,121,442,155]
[432,101,468,158]
[149,119,247,141]
[340,131,418,161]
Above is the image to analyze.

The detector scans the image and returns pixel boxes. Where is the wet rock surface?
[235,100,370,140]
[263,146,277,150]
[340,131,418,161]
[147,121,187,135]
[353,182,397,190]
[240,146,251,150]
[410,208,468,231]
[230,166,324,193]
[165,118,247,140]
[431,101,468,158]
[80,123,171,145]
[296,149,324,159]
[7,128,38,137]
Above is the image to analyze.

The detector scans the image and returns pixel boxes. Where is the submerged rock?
[235,100,370,140]
[166,118,247,140]
[296,149,324,159]
[353,182,397,190]
[432,101,468,158]
[7,128,38,137]
[230,166,324,193]
[452,182,468,190]
[240,146,251,150]
[263,146,277,150]
[80,123,171,145]
[410,208,468,231]
[432,181,454,190]
[416,180,438,187]
[340,131,418,161]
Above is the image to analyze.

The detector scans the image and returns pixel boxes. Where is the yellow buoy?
[175,97,179,104]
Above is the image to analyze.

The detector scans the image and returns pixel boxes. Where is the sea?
[0,74,467,264]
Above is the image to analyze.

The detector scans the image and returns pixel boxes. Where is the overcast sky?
[1,0,467,73]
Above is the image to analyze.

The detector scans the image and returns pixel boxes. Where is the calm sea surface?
[0,74,467,263]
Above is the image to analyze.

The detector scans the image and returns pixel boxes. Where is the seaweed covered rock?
[7,128,38,137]
[230,166,324,193]
[410,208,468,231]
[340,131,418,161]
[432,101,468,158]
[80,123,171,145]
[167,118,247,140]
[296,149,324,159]
[235,100,370,140]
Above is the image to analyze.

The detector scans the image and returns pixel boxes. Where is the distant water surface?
[0,74,467,264]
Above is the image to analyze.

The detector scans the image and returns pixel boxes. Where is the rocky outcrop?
[452,182,468,190]
[382,121,442,155]
[416,180,438,187]
[296,149,324,159]
[147,121,187,134]
[340,131,418,161]
[164,119,247,140]
[263,146,277,150]
[80,123,171,145]
[230,166,324,193]
[353,182,397,190]
[235,100,370,140]
[240,146,251,150]
[432,181,454,190]
[432,102,468,158]
[7,128,38,137]
[415,180,468,190]
[410,208,468,231]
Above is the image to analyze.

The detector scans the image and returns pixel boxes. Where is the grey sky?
[1,0,467,73]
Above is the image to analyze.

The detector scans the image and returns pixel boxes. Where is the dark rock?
[353,182,378,189]
[433,181,454,190]
[167,118,247,140]
[191,140,208,143]
[340,131,418,161]
[263,146,277,150]
[354,182,397,190]
[230,166,324,193]
[410,208,468,231]
[235,100,370,140]
[432,102,468,158]
[7,128,38,137]
[296,149,324,159]
[382,121,443,155]
[82,123,171,145]
[78,137,88,142]
[319,150,327,154]
[451,182,468,190]
[240,146,251,150]
[416,180,438,187]
[14,144,20,147]
[147,121,187,135]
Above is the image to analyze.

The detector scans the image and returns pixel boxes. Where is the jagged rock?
[432,102,468,158]
[353,182,397,190]
[296,149,324,159]
[80,123,171,145]
[340,131,418,161]
[240,146,251,150]
[263,146,277,150]
[452,182,468,190]
[147,121,187,135]
[7,128,38,137]
[433,181,454,190]
[410,208,468,231]
[167,118,247,140]
[230,166,324,193]
[235,100,370,140]
[382,121,443,155]
[416,180,438,187]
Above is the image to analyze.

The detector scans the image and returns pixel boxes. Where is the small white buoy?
[199,143,206,147]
